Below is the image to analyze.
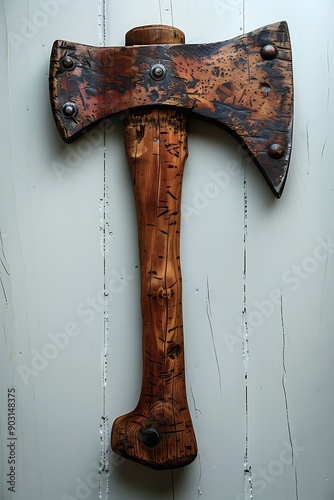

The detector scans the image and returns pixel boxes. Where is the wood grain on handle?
[111,25,197,470]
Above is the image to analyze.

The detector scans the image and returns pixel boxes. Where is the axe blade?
[49,21,293,195]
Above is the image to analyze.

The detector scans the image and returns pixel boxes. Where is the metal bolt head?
[62,56,75,70]
[261,44,278,60]
[62,102,77,118]
[140,427,161,448]
[268,143,285,159]
[150,63,167,81]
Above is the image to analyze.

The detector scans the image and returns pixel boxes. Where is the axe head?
[49,21,293,197]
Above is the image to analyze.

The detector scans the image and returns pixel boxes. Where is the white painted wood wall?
[1,0,333,498]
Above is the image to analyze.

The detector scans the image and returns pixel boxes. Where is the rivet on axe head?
[49,21,293,470]
[61,56,75,70]
[62,102,77,118]
[261,43,278,60]
[150,63,167,80]
[268,143,285,159]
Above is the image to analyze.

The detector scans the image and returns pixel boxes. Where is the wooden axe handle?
[111,25,197,470]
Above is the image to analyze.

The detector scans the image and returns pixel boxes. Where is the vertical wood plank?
[158,0,174,25]
[105,0,247,498]
[175,2,248,499]
[243,1,334,500]
[1,1,106,499]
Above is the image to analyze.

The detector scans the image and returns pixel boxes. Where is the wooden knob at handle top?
[110,24,197,470]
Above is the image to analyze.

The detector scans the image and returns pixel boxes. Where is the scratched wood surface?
[0,0,333,499]
[112,106,197,469]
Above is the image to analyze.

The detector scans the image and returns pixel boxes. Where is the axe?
[49,21,293,470]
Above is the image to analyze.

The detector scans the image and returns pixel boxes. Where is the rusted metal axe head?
[49,21,293,197]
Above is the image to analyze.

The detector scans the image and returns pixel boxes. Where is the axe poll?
[49,22,293,470]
